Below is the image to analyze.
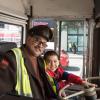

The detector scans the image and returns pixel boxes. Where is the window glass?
[0,22,23,47]
[78,36,83,46]
[68,36,77,43]
[68,28,77,34]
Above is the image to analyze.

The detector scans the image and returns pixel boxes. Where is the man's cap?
[27,25,53,41]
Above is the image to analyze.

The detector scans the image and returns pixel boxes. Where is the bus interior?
[0,0,100,99]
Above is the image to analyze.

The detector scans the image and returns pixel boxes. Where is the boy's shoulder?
[56,67,64,74]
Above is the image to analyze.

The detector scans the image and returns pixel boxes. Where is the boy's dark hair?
[44,50,59,61]
[27,25,53,41]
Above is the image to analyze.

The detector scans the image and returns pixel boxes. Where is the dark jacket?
[0,46,58,100]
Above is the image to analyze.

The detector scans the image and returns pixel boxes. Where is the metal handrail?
[59,76,100,100]
[87,76,100,91]
[59,84,85,100]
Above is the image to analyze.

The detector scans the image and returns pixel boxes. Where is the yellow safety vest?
[12,48,33,97]
[47,75,57,95]
[44,60,57,95]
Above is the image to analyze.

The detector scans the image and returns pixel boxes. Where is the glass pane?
[0,22,22,47]
[68,36,77,43]
[68,36,77,51]
[78,36,83,46]
[78,46,83,51]
[68,27,77,34]
[79,28,84,34]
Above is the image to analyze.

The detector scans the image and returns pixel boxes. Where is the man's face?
[26,35,47,57]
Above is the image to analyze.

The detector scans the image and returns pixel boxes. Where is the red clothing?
[46,67,83,91]
[60,51,69,67]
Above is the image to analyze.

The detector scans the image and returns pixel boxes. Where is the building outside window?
[59,20,88,77]
[61,20,88,53]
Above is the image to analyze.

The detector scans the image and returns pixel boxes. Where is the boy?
[44,50,96,97]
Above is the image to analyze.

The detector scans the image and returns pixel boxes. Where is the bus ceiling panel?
[32,0,94,19]
[0,0,28,20]
[0,0,94,19]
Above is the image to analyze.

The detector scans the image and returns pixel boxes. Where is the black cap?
[27,25,53,41]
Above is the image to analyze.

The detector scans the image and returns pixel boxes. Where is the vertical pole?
[58,21,62,59]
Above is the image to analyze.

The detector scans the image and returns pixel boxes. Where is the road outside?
[65,53,83,78]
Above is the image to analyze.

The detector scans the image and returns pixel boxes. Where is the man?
[0,25,58,100]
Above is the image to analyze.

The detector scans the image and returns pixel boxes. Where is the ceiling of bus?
[0,0,94,19]
[32,0,94,19]
[0,0,27,19]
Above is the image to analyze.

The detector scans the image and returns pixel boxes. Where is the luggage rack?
[59,76,100,100]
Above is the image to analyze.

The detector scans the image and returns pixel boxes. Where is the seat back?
[0,42,17,53]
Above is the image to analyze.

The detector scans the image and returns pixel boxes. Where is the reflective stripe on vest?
[47,75,57,95]
[44,60,57,95]
[12,48,33,97]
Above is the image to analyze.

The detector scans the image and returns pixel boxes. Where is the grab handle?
[59,84,84,100]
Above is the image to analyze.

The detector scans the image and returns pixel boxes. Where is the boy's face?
[46,55,59,72]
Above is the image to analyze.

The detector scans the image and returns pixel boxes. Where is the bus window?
[0,22,23,47]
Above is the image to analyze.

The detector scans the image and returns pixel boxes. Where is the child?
[44,50,96,97]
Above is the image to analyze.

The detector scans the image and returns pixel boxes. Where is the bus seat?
[0,42,17,53]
